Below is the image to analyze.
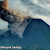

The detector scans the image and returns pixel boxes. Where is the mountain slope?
[0,19,50,50]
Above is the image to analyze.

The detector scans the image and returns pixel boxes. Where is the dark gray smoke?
[0,4,32,38]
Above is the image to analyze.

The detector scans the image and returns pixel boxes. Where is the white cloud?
[7,0,50,26]
[0,19,8,29]
[0,0,50,28]
[33,14,50,26]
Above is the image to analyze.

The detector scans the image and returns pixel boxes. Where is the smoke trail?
[0,0,32,38]
[0,0,9,10]
[8,17,32,38]
[7,11,32,38]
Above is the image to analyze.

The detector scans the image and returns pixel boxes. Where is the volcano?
[0,19,50,50]
[0,0,50,50]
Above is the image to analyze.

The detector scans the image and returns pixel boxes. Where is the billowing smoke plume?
[0,0,9,10]
[0,0,32,38]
